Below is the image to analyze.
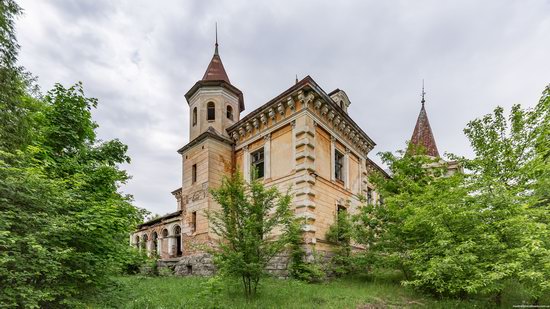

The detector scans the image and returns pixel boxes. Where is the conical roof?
[409,102,440,157]
[201,44,230,83]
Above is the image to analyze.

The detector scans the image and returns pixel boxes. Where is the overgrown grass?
[86,273,546,308]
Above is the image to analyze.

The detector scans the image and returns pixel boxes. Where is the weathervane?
[421,79,426,107]
[214,22,219,55]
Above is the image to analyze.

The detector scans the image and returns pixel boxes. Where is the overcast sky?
[16,0,550,216]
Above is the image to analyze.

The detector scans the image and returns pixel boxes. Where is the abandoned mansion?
[130,39,446,275]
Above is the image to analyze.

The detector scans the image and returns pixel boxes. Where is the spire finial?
[421,79,426,107]
[295,74,298,84]
[214,22,219,55]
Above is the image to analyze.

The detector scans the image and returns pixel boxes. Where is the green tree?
[208,171,294,297]
[0,83,144,307]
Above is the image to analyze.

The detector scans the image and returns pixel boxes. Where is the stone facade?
[130,41,390,276]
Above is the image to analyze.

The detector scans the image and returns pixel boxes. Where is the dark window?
[367,188,373,204]
[192,107,197,126]
[135,236,140,248]
[152,232,158,254]
[186,265,193,274]
[192,211,197,232]
[192,164,197,183]
[379,194,384,206]
[207,102,215,121]
[334,150,344,181]
[141,234,148,250]
[226,105,233,120]
[162,229,168,237]
[337,204,347,215]
[251,148,264,179]
[174,225,182,257]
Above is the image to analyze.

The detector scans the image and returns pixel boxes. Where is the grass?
[86,273,545,308]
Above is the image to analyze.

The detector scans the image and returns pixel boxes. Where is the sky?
[15,0,550,216]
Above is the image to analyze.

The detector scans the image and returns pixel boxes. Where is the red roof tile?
[201,44,230,83]
[409,104,440,157]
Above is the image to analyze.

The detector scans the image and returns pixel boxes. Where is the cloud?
[16,0,550,215]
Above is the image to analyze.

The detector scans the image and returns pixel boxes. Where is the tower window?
[192,164,197,183]
[334,150,344,181]
[226,105,233,121]
[207,102,215,121]
[251,148,264,179]
[192,107,197,126]
[192,211,197,232]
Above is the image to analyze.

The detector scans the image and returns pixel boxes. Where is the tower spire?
[421,79,426,107]
[214,22,219,55]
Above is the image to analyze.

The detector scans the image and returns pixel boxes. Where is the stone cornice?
[226,76,376,157]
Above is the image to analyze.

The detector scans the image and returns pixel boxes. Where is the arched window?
[141,234,148,250]
[173,225,183,257]
[192,107,197,126]
[226,105,233,121]
[162,229,168,237]
[152,232,158,255]
[207,102,215,121]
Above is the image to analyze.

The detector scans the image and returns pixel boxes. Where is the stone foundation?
[155,249,334,278]
[158,253,216,276]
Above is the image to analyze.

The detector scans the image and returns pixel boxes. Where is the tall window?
[367,187,373,204]
[251,148,264,179]
[192,107,197,126]
[207,102,215,121]
[334,149,344,181]
[226,105,233,120]
[192,211,197,232]
[192,164,197,183]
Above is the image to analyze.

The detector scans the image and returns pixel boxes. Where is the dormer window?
[207,102,215,121]
[226,105,233,121]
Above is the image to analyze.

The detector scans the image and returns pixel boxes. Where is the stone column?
[243,145,250,182]
[330,136,336,181]
[263,134,271,179]
[166,237,172,257]
[291,120,297,170]
[344,148,350,190]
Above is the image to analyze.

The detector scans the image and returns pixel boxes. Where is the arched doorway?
[174,225,182,257]
[141,234,148,251]
[152,232,158,256]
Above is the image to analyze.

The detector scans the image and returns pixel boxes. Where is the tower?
[184,34,244,141]
[175,35,244,250]
[408,83,440,157]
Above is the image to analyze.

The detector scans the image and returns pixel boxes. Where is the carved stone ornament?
[287,97,295,110]
[232,132,239,141]
[238,127,245,137]
[321,105,329,116]
[334,116,341,126]
[253,118,259,129]
[339,122,346,130]
[246,123,252,133]
[297,90,305,102]
[260,113,267,125]
[328,111,335,121]
[277,102,285,115]
[314,100,322,109]
[268,108,276,120]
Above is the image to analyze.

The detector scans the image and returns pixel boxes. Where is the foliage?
[85,275,550,308]
[208,171,295,297]
[0,81,144,307]
[326,209,354,276]
[358,86,550,302]
[288,218,326,283]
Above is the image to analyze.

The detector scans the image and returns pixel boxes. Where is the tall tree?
[209,172,294,297]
